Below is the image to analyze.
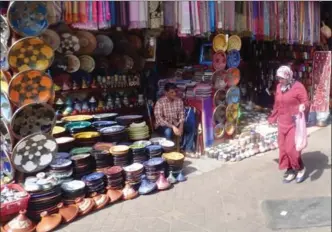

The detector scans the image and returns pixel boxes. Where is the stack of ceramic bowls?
[128,122,150,140]
[52,126,66,138]
[115,115,143,126]
[48,158,73,184]
[162,152,185,176]
[65,121,91,135]
[146,145,163,158]
[61,180,86,205]
[143,158,166,182]
[91,121,117,131]
[110,145,130,167]
[130,144,148,164]
[105,166,125,190]
[149,137,166,145]
[73,131,101,146]
[82,172,107,195]
[123,163,144,189]
[70,147,93,156]
[160,140,176,153]
[100,125,127,143]
[90,149,113,171]
[93,113,118,121]
[71,153,94,179]
[55,137,75,152]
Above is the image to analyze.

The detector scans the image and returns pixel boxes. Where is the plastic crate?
[0,184,30,217]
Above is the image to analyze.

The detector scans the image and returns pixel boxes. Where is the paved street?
[57,126,331,232]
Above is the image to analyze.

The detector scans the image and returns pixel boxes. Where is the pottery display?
[55,136,75,153]
[166,171,177,184]
[57,202,79,223]
[76,31,97,55]
[76,197,95,216]
[1,149,15,184]
[213,34,227,52]
[138,175,157,195]
[90,192,109,210]
[39,29,60,50]
[176,170,187,182]
[122,182,138,200]
[36,211,62,232]
[2,210,36,232]
[57,33,80,54]
[106,187,123,203]
[0,119,14,155]
[156,171,171,190]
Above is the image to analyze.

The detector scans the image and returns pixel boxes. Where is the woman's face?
[277,77,287,85]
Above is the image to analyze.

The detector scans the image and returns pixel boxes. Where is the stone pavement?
[56,126,331,232]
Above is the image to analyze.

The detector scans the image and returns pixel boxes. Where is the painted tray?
[94,35,113,56]
[8,70,53,107]
[212,34,227,52]
[226,68,240,87]
[213,104,226,124]
[226,86,241,105]
[225,121,236,136]
[65,55,80,73]
[0,42,9,70]
[226,104,239,122]
[57,33,80,54]
[0,70,11,95]
[227,35,242,51]
[76,31,97,55]
[212,51,226,71]
[8,37,54,72]
[39,29,60,50]
[0,119,14,154]
[62,115,93,122]
[1,149,15,184]
[0,15,10,44]
[226,50,241,68]
[7,1,48,37]
[79,55,95,73]
[12,133,58,173]
[213,123,225,139]
[211,69,227,90]
[11,103,56,139]
[0,92,12,122]
[213,89,227,107]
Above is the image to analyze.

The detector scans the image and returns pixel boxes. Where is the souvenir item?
[8,70,53,107]
[166,171,177,184]
[11,103,56,139]
[227,35,242,51]
[57,202,78,223]
[226,86,241,105]
[76,197,95,216]
[1,149,14,184]
[94,35,114,56]
[1,42,9,70]
[213,104,226,124]
[79,55,95,73]
[226,50,241,68]
[226,104,239,122]
[149,137,166,145]
[226,68,240,86]
[0,92,12,122]
[122,182,138,200]
[110,145,130,156]
[105,166,125,190]
[212,69,227,90]
[65,55,80,73]
[57,33,80,54]
[52,126,65,138]
[0,15,10,44]
[8,37,54,72]
[212,51,226,71]
[225,121,236,136]
[2,210,36,232]
[138,175,157,195]
[73,131,100,146]
[115,115,144,126]
[91,121,117,131]
[176,170,187,182]
[65,121,91,134]
[213,89,227,107]
[62,115,93,122]
[0,119,14,154]
[212,34,227,52]
[36,211,62,232]
[76,31,97,55]
[214,123,225,139]
[39,29,60,50]
[7,1,48,37]
[90,192,109,210]
[12,133,57,173]
[0,70,11,95]
[156,171,171,190]
[106,187,123,203]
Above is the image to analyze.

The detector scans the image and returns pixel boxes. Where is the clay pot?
[176,170,187,182]
[36,211,62,232]
[2,210,36,232]
[156,171,171,190]
[138,175,157,195]
[122,182,138,200]
[57,202,79,223]
[90,192,109,210]
[75,197,95,216]
[166,171,177,184]
[106,186,123,203]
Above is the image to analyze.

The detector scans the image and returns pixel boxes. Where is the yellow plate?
[74,131,100,139]
[227,35,242,51]
[226,104,239,122]
[213,34,228,52]
[62,115,93,122]
[110,145,130,156]
[162,152,185,161]
[52,126,65,135]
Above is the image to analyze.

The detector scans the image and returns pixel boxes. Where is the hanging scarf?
[276,66,295,93]
[263,1,270,40]
[190,1,200,35]
[138,1,148,28]
[215,1,223,30]
[119,1,128,27]
[129,2,139,29]
[163,1,175,27]
[208,1,215,33]
[178,1,191,36]
[110,1,116,26]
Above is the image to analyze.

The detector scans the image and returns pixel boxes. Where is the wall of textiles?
[55,1,321,45]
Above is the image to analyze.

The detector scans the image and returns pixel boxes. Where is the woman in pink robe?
[268,66,310,183]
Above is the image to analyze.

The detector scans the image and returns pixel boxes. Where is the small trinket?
[176,170,187,182]
[166,171,177,184]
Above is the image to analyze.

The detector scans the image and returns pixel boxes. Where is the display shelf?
[55,86,139,96]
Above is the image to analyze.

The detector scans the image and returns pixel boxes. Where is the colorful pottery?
[138,175,157,195]
[226,86,241,105]
[2,210,36,232]
[0,70,11,95]
[166,171,177,184]
[39,29,60,50]
[79,55,95,73]
[212,34,227,52]
[93,113,118,121]
[176,170,187,182]
[226,50,241,68]
[225,121,236,136]
[212,51,227,71]
[65,121,91,134]
[57,33,80,54]
[65,55,80,73]
[212,69,227,90]
[62,115,93,122]
[227,35,242,51]
[7,1,48,37]
[94,35,113,56]
[214,123,225,139]
[90,192,109,210]
[226,104,239,122]
[73,131,100,139]
[52,126,65,137]
[110,145,130,156]
[106,187,123,203]
[8,70,53,107]
[0,92,12,122]
[0,119,14,154]
[36,211,62,232]
[213,104,226,124]
[0,15,10,44]
[226,68,240,86]
[76,31,97,55]
[1,149,15,184]
[8,37,54,72]
[11,103,56,139]
[213,89,227,107]
[12,133,58,173]
[57,202,79,223]
[122,182,138,200]
[76,197,95,216]
[156,171,171,190]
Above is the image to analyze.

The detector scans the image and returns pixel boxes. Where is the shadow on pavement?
[274,151,331,182]
[183,160,198,176]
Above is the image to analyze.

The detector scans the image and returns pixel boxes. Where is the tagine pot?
[176,170,187,182]
[36,211,62,232]
[166,171,177,184]
[90,192,109,210]
[2,210,36,232]
[122,182,138,200]
[106,186,123,203]
[57,202,79,223]
[75,197,95,216]
[156,171,171,190]
[138,175,157,195]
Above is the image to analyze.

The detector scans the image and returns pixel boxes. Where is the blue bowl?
[91,121,117,131]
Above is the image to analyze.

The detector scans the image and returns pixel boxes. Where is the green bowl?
[65,121,92,134]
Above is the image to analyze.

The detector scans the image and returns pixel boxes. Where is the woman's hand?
[299,104,305,112]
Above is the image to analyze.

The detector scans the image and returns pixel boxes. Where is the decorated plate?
[12,133,58,173]
[74,131,100,139]
[57,33,80,54]
[162,152,184,161]
[212,51,226,71]
[8,37,54,72]
[0,92,12,122]
[212,69,227,90]
[94,35,113,56]
[133,140,152,147]
[7,1,48,37]
[149,137,166,144]
[0,70,11,95]
[55,152,70,159]
[116,115,143,122]
[55,136,75,144]
[123,163,144,173]
[62,115,93,122]
[76,31,97,55]
[52,126,65,136]
[8,70,53,107]
[225,68,240,87]
[65,55,80,73]
[213,104,226,124]
[79,55,95,73]
[0,119,14,154]
[0,42,9,70]
[91,121,117,130]
[0,15,10,44]
[65,121,91,131]
[226,86,241,105]
[84,172,105,182]
[144,157,164,167]
[93,113,118,120]
[213,89,227,107]
[227,35,242,51]
[212,34,227,52]
[225,121,236,136]
[39,29,60,50]
[226,50,241,68]
[100,125,126,134]
[50,158,72,169]
[226,104,239,122]
[61,180,85,192]
[11,103,56,139]
[213,123,225,139]
[146,145,162,153]
[1,149,14,184]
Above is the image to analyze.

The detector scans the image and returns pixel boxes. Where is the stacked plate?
[110,145,130,167]
[91,121,117,131]
[123,163,144,189]
[100,125,127,143]
[61,180,86,205]
[71,153,94,179]
[128,122,150,140]
[115,115,143,126]
[105,166,124,190]
[146,145,163,158]
[162,152,185,176]
[130,144,148,164]
[82,172,106,195]
[160,140,176,153]
[91,149,113,171]
[48,158,73,184]
[143,158,166,183]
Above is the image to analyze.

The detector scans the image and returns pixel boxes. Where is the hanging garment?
[178,1,191,36]
[208,1,215,33]
[138,1,148,28]
[215,1,224,30]
[163,1,175,27]
[129,2,139,29]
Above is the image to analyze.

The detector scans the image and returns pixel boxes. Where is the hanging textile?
[208,1,215,33]
[128,2,139,29]
[178,1,191,37]
[263,1,270,40]
[148,1,163,29]
[215,1,223,30]
[163,1,175,27]
[190,1,200,36]
[138,1,148,28]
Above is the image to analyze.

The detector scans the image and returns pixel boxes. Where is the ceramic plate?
[0,149,14,184]
[123,163,143,173]
[8,37,54,72]
[213,89,227,107]
[0,119,13,154]
[100,125,125,134]
[55,152,70,159]
[225,121,236,135]
[160,140,175,148]
[132,140,152,147]
[213,123,225,138]
[76,31,97,55]
[11,103,56,139]
[12,133,58,173]
[149,137,166,144]
[212,34,227,52]
[70,147,92,155]
[0,15,10,44]
[0,70,11,95]
[61,180,85,192]
[227,35,242,51]
[226,68,240,87]
[91,121,117,129]
[110,145,129,153]
[226,86,241,105]
[39,29,60,50]
[55,136,75,144]
[65,54,80,73]
[65,121,91,131]
[57,33,80,54]
[0,42,9,70]
[52,126,65,135]
[79,55,95,73]
[50,158,72,169]
[84,172,105,182]
[212,51,226,71]
[0,92,12,122]
[8,70,53,107]
[212,69,227,90]
[146,145,162,152]
[130,122,146,128]
[62,115,93,122]
[70,153,90,161]
[213,104,226,124]
[7,1,48,37]
[74,131,100,139]
[116,115,143,121]
[144,157,164,167]
[226,104,239,122]
[226,50,241,68]
[94,35,113,56]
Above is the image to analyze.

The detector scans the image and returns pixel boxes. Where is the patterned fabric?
[154,96,185,128]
